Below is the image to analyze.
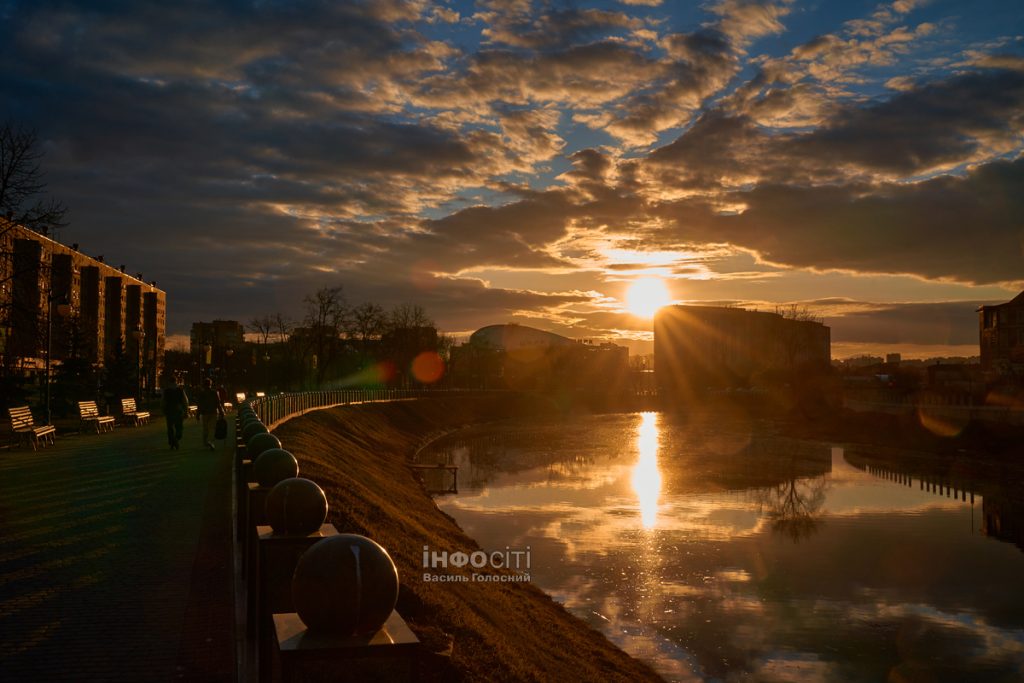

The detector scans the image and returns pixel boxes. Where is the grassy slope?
[274,395,663,683]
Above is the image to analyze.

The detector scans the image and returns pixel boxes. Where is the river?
[418,411,1024,682]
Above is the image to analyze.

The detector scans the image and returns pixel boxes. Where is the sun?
[625,278,672,318]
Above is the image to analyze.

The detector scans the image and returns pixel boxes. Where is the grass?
[274,395,664,683]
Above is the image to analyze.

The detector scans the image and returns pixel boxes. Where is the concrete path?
[0,420,235,681]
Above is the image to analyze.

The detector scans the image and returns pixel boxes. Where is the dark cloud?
[651,158,1024,284]
[479,5,643,49]
[825,301,988,346]
[649,68,1024,186]
[790,68,1024,175]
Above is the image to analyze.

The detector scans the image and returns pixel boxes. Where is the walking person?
[162,376,189,450]
[196,378,225,450]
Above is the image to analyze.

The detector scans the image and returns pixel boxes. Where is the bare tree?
[271,313,294,341]
[1,121,67,234]
[775,304,822,324]
[387,303,433,330]
[248,315,275,346]
[383,303,438,387]
[347,302,387,344]
[302,286,348,386]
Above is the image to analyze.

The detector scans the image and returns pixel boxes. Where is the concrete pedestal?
[254,524,339,681]
[273,610,419,682]
[256,524,339,615]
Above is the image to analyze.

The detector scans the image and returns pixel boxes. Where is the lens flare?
[411,351,445,384]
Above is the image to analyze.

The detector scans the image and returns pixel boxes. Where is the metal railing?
[246,388,465,430]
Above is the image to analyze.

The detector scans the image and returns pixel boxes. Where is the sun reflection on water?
[632,411,662,529]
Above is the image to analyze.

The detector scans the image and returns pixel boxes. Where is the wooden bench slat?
[120,398,151,426]
[78,400,115,433]
[7,406,56,450]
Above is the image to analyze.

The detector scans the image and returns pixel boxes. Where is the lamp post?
[130,327,144,399]
[225,347,234,390]
[44,295,72,426]
[263,352,270,392]
[202,342,212,383]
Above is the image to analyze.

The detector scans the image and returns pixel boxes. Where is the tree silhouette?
[0,121,67,233]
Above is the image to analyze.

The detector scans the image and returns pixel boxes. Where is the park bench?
[120,398,151,426]
[8,406,56,450]
[78,400,115,434]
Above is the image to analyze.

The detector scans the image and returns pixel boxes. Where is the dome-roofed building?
[469,323,576,351]
[452,324,630,408]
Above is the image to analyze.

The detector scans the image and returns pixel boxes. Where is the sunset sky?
[3,0,1023,358]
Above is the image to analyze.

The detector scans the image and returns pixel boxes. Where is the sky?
[3,0,1023,358]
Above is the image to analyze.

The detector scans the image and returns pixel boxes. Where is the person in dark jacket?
[195,378,225,450]
[161,376,189,450]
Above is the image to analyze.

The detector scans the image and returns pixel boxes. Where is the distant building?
[1,219,166,388]
[886,353,902,365]
[451,323,629,402]
[841,355,885,369]
[654,305,830,398]
[190,320,245,356]
[978,291,1024,376]
[190,320,246,381]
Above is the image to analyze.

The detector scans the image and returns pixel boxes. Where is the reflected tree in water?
[755,475,828,542]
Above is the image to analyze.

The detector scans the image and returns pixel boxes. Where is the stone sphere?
[247,432,282,459]
[242,420,269,442]
[239,416,260,432]
[253,448,299,488]
[292,534,399,635]
[265,478,328,535]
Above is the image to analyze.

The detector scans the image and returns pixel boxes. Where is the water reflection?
[631,412,661,529]
[422,414,1024,682]
[753,475,828,542]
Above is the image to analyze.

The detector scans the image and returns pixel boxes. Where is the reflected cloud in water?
[422,413,1024,681]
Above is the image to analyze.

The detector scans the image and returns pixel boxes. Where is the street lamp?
[225,347,234,385]
[202,342,212,382]
[44,295,71,426]
[263,352,270,392]
[130,327,144,399]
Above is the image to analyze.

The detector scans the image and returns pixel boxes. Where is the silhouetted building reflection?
[845,452,1024,554]
[982,497,1024,554]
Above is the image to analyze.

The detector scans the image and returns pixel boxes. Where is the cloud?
[650,157,1024,285]
[2,0,1022,345]
[822,301,988,345]
[478,6,644,49]
[649,67,1024,187]
[709,0,792,44]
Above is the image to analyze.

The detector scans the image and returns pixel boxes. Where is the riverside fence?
[247,388,469,431]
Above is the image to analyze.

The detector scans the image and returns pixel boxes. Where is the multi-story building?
[978,291,1024,376]
[654,305,831,398]
[0,218,166,388]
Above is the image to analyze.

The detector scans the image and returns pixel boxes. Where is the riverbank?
[274,395,664,683]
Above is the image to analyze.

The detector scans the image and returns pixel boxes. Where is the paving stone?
[0,424,235,681]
